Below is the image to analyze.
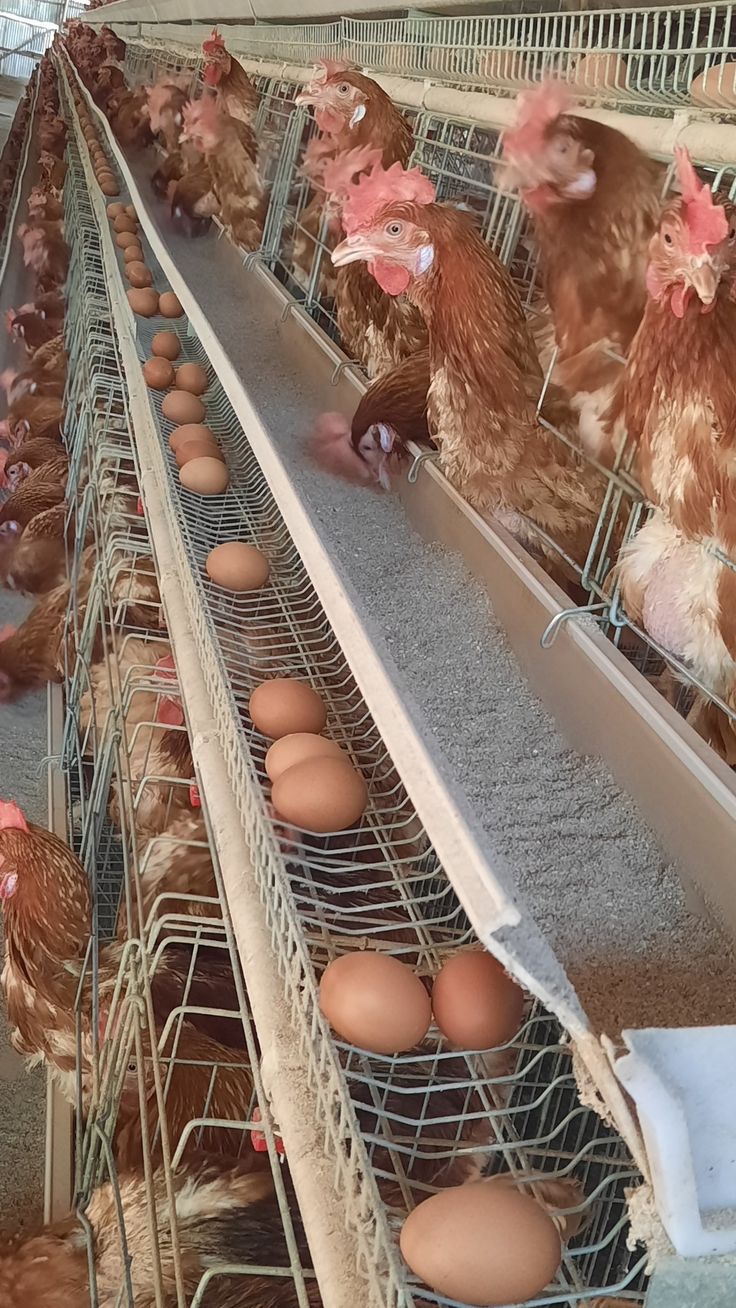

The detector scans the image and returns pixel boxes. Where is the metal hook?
[407,448,439,484]
[540,602,609,650]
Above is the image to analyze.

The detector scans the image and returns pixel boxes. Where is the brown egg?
[162,390,205,425]
[265,732,344,783]
[179,457,229,495]
[205,541,269,592]
[272,756,367,833]
[123,245,144,265]
[168,423,216,454]
[113,214,137,234]
[175,363,208,395]
[691,60,736,107]
[431,952,524,1050]
[176,439,224,468]
[151,331,181,361]
[143,357,175,390]
[107,201,125,217]
[249,678,326,739]
[399,1180,561,1306]
[125,205,137,220]
[159,291,184,318]
[116,231,138,250]
[127,288,159,317]
[100,179,119,197]
[319,953,431,1053]
[126,263,153,289]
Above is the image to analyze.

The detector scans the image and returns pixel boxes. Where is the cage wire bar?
[116,30,736,749]
[56,77,323,1308]
[113,6,736,116]
[58,43,652,1308]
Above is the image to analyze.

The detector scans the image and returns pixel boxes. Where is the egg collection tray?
[53,44,651,1308]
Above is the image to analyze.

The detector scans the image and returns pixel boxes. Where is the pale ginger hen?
[501,81,665,461]
[296,62,428,376]
[179,98,265,251]
[614,150,736,763]
[331,161,609,571]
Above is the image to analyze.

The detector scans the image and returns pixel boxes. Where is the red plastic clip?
[136,496,144,516]
[251,1106,285,1155]
[189,783,201,808]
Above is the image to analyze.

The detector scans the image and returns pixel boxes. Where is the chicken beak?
[688,259,718,306]
[332,235,377,267]
[295,87,319,107]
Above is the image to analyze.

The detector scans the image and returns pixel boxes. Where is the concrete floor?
[0,91,48,1239]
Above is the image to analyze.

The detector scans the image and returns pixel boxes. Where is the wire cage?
[57,49,654,1308]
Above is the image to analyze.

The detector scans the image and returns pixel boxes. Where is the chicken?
[167,154,219,237]
[311,348,431,488]
[331,161,609,571]
[112,1021,255,1168]
[296,64,428,377]
[201,28,259,128]
[27,185,64,222]
[291,132,340,292]
[123,807,217,938]
[6,436,64,473]
[0,805,245,1100]
[5,309,59,353]
[0,578,72,699]
[108,86,153,150]
[0,1154,321,1308]
[80,639,193,840]
[0,459,67,528]
[144,76,190,153]
[179,99,266,251]
[17,221,69,290]
[7,393,63,442]
[501,82,665,461]
[614,150,736,763]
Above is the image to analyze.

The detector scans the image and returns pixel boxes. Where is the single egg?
[265,732,344,783]
[319,952,431,1053]
[168,423,216,454]
[159,290,184,318]
[431,952,525,1050]
[143,357,175,390]
[107,201,125,217]
[151,331,181,361]
[399,1180,561,1307]
[101,179,119,196]
[272,756,367,833]
[127,288,159,317]
[126,262,153,289]
[175,362,208,395]
[179,456,230,495]
[249,678,327,739]
[691,60,736,107]
[570,52,627,92]
[116,231,138,250]
[176,439,224,467]
[162,391,205,425]
[113,213,137,234]
[125,204,137,220]
[123,245,144,265]
[206,541,269,592]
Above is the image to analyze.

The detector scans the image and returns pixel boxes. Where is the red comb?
[342,161,436,235]
[202,27,224,55]
[674,147,728,252]
[322,146,383,201]
[502,80,574,162]
[315,58,351,82]
[0,802,28,832]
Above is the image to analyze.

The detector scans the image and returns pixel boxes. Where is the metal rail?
[0,66,38,284]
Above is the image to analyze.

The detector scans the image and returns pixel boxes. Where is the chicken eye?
[663,232,673,245]
[385,221,404,238]
[337,83,350,96]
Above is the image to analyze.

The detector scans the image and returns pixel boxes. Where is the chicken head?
[179,97,223,154]
[646,148,733,318]
[332,159,436,295]
[295,65,373,137]
[201,28,230,86]
[500,81,596,210]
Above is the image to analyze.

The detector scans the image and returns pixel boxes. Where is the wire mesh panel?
[59,48,653,1308]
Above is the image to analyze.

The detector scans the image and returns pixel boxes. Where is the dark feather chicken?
[179,98,265,250]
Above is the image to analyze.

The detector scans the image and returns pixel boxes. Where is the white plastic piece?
[616,1027,736,1257]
